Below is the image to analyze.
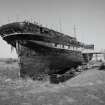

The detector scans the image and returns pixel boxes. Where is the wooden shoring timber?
[15,41,25,77]
[16,40,19,54]
[16,40,22,57]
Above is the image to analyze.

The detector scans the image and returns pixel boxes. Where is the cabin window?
[60,44,63,48]
[74,47,77,51]
[72,47,74,50]
[57,44,62,48]
[69,46,72,50]
[55,43,58,47]
[64,45,68,49]
[60,44,62,48]
[45,42,49,46]
[62,45,64,48]
[73,47,75,50]
[68,45,70,49]
[71,46,73,50]
[44,29,49,34]
[36,27,40,33]
[78,47,81,51]
[77,47,79,51]
[51,43,55,47]
[31,50,36,55]
[40,27,44,33]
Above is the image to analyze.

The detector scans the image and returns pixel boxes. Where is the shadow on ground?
[0,59,105,105]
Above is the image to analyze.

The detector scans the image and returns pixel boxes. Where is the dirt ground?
[0,59,105,105]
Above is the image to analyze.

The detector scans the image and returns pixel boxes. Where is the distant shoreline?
[0,58,18,62]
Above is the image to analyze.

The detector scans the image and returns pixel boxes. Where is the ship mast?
[59,18,62,33]
[73,25,77,40]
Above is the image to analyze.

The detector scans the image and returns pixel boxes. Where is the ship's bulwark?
[17,42,83,80]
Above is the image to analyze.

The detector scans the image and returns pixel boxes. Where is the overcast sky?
[0,0,105,58]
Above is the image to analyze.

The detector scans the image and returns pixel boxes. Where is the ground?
[0,59,105,105]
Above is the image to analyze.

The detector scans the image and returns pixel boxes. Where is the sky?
[0,0,105,58]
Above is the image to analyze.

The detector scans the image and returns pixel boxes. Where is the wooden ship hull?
[0,21,94,81]
[16,40,83,79]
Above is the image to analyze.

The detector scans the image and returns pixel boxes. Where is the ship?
[0,21,94,81]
